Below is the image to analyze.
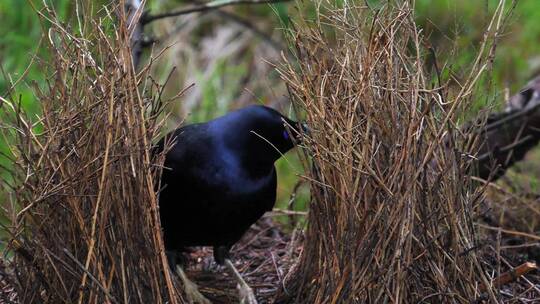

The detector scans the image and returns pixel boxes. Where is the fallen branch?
[143,0,291,24]
[476,223,540,241]
[480,262,538,292]
[471,76,540,180]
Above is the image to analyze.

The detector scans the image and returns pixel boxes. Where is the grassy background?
[2,0,540,217]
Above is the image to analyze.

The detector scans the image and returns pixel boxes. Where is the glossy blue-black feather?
[154,105,300,264]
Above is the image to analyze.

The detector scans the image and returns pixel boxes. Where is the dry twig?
[480,262,538,292]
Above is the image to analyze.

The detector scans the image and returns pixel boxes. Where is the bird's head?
[211,105,304,169]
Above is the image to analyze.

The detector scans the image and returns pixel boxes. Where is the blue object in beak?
[301,122,309,135]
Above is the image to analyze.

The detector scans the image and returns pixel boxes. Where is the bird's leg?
[224,259,258,304]
[213,245,230,265]
[175,265,212,304]
[166,250,180,270]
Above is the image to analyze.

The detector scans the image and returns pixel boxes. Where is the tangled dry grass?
[0,2,181,303]
[276,1,512,302]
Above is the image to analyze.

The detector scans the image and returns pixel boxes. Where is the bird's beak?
[282,117,308,143]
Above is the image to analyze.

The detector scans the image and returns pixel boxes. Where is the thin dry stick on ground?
[479,262,538,292]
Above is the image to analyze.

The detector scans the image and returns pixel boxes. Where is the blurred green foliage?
[0,0,75,196]
[192,58,248,122]
[0,0,72,102]
[415,0,540,109]
[0,1,61,188]
[2,0,540,217]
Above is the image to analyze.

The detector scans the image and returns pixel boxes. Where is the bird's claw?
[176,265,212,304]
[237,282,257,304]
[224,259,258,304]
[183,278,211,304]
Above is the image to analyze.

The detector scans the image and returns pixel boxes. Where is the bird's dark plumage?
[155,105,301,264]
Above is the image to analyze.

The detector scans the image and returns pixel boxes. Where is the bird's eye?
[282,130,289,140]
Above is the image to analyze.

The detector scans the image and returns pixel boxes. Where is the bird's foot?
[175,265,212,304]
[202,258,223,272]
[213,245,230,265]
[184,280,212,304]
[225,259,258,304]
[236,281,257,304]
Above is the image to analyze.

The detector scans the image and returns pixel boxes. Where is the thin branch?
[476,223,540,241]
[143,0,291,24]
[476,134,535,163]
[124,0,145,69]
[266,208,308,216]
[484,102,540,132]
[214,9,290,54]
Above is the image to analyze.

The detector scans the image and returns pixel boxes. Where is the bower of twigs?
[0,0,538,304]
[0,2,180,303]
[276,1,516,303]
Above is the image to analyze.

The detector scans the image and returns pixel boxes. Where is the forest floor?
[185,206,539,303]
[184,217,301,303]
[0,192,538,303]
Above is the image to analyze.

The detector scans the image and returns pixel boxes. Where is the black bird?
[155,105,302,303]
